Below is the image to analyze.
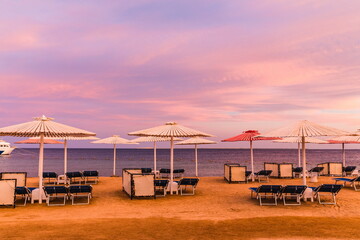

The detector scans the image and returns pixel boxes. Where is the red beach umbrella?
[222,130,279,181]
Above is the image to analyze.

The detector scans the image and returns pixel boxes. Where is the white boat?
[0,140,15,155]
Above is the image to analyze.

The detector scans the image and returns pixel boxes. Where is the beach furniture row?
[0,171,95,207]
[122,168,199,199]
[249,184,343,206]
[224,163,358,184]
[43,170,99,185]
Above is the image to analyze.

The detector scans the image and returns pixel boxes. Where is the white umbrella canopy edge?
[175,137,217,177]
[128,122,213,194]
[0,115,96,204]
[91,135,138,176]
[262,120,350,185]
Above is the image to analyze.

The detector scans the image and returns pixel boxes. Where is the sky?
[0,0,359,149]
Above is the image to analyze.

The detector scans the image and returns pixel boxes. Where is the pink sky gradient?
[1,1,359,149]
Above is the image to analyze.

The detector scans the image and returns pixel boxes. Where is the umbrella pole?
[195,144,198,177]
[250,140,254,181]
[64,139,68,175]
[113,144,117,176]
[298,142,301,167]
[342,143,345,166]
[154,142,157,172]
[170,136,174,194]
[38,133,44,204]
[302,136,306,185]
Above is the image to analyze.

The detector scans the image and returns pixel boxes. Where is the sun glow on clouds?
[0,0,359,147]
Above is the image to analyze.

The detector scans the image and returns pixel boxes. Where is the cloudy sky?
[1,0,359,148]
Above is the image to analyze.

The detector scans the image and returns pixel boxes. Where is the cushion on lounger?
[82,171,99,177]
[159,169,171,174]
[43,172,58,178]
[44,186,68,194]
[69,185,92,193]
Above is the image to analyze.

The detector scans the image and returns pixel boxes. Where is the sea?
[1,148,359,177]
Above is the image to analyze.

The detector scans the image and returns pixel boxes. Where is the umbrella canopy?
[0,115,96,204]
[175,137,216,177]
[130,136,182,172]
[262,120,349,185]
[128,122,213,194]
[222,130,279,181]
[273,137,328,167]
[91,135,138,176]
[15,138,64,144]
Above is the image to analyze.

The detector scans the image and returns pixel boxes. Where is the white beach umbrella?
[130,136,182,172]
[273,137,328,167]
[91,135,138,176]
[261,120,349,185]
[128,122,213,194]
[328,129,360,166]
[0,115,96,204]
[175,137,216,177]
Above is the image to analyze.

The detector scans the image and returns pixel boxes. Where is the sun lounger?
[178,178,199,195]
[333,176,360,191]
[0,179,16,208]
[159,168,170,178]
[15,187,32,206]
[66,171,84,185]
[312,184,343,205]
[43,172,58,185]
[249,185,282,206]
[254,170,272,183]
[141,168,152,174]
[154,179,169,197]
[280,185,307,205]
[82,171,99,184]
[343,166,357,176]
[309,167,324,174]
[68,185,92,205]
[293,167,303,178]
[43,186,69,206]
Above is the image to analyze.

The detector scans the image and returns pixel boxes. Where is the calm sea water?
[0,148,359,177]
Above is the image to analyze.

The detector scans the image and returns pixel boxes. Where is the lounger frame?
[334,177,360,191]
[69,185,93,205]
[44,186,69,206]
[250,185,282,206]
[313,184,343,205]
[280,185,307,205]
[178,178,200,195]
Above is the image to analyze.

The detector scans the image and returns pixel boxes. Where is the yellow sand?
[1,176,360,239]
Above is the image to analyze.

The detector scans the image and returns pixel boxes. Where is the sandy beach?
[1,176,360,239]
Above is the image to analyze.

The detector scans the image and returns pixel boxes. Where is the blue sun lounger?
[66,171,84,185]
[69,185,93,205]
[312,184,343,205]
[254,170,272,183]
[15,187,32,206]
[249,185,282,206]
[43,172,58,185]
[178,178,199,195]
[333,176,360,191]
[43,186,69,206]
[82,171,99,184]
[154,179,169,197]
[343,166,357,176]
[280,185,307,205]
